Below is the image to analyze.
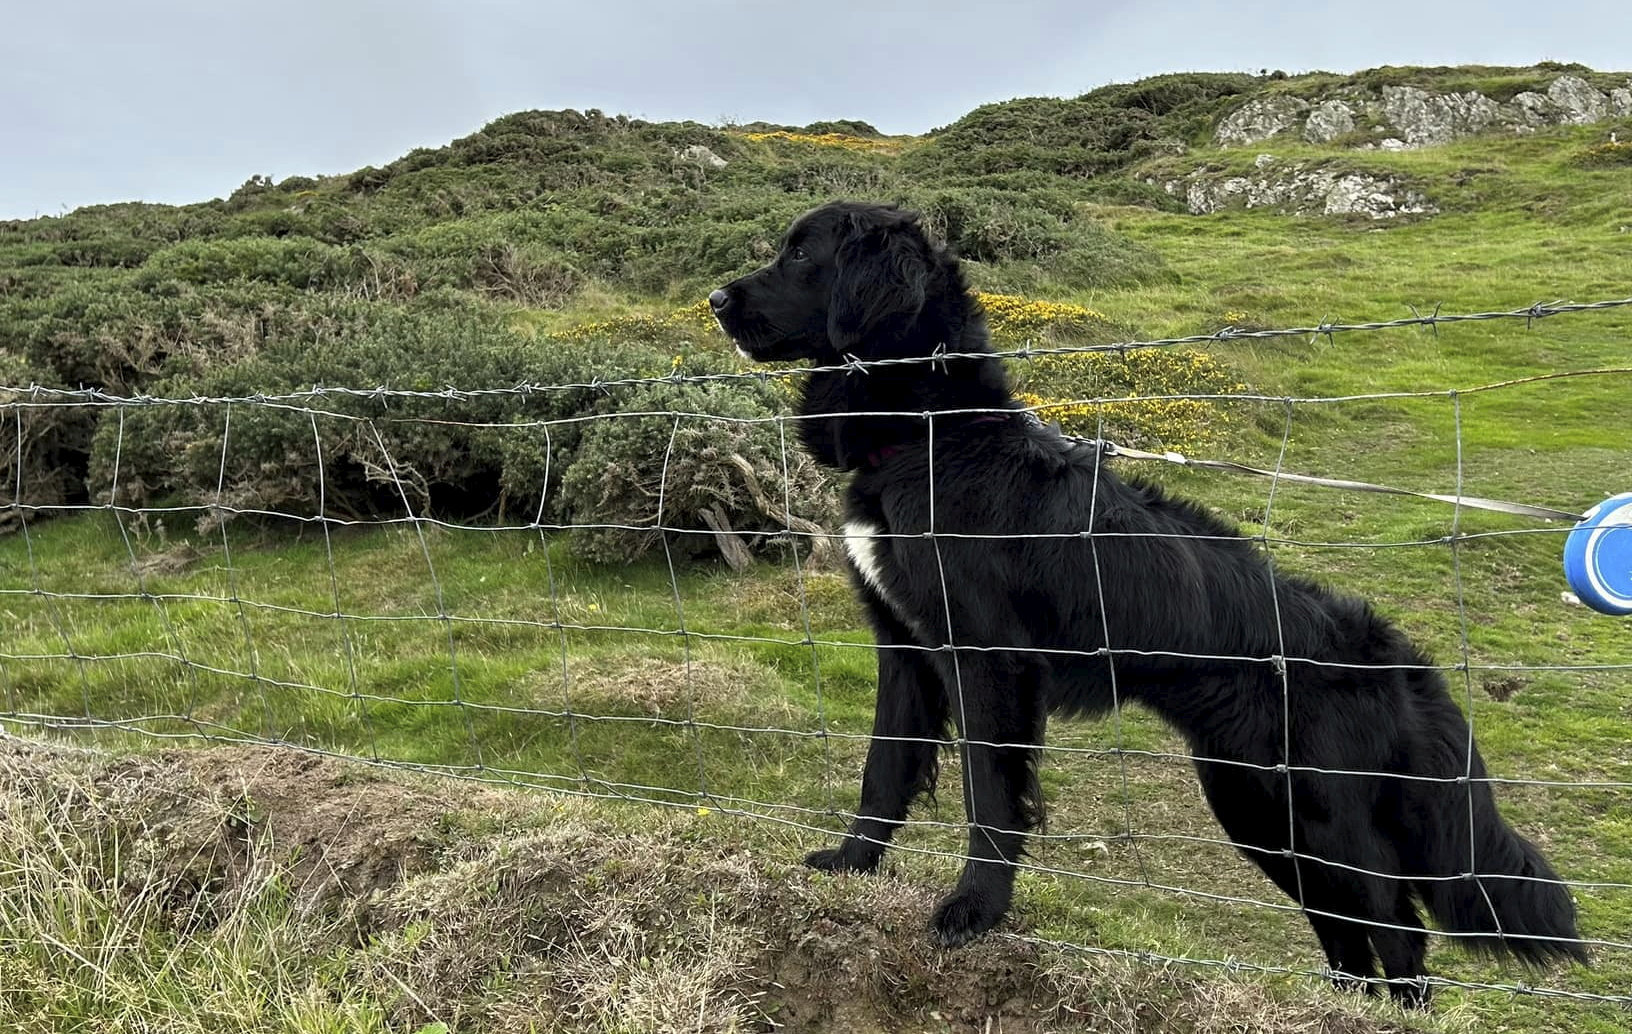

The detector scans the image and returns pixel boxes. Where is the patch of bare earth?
[0,733,1421,1034]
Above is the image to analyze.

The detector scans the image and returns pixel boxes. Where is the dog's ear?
[828,209,930,356]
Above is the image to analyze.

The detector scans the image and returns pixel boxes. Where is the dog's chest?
[842,520,892,600]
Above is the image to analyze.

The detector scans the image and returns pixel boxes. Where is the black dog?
[709,201,1586,1004]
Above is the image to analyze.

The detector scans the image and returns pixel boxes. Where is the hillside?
[2,62,1630,538]
[2,64,1632,1034]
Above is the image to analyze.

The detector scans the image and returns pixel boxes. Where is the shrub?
[0,352,96,527]
[559,379,836,567]
[741,130,902,154]
[74,294,816,568]
[914,190,1072,263]
[802,119,883,137]
[138,237,349,290]
[904,190,1170,289]
[1086,73,1261,118]
[85,300,539,523]
[1572,139,1632,167]
[48,236,156,269]
[550,301,723,348]
[470,244,581,307]
[977,293,1114,342]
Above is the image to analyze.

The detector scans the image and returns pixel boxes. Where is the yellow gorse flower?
[973,293,1110,342]
[553,299,721,346]
[1014,348,1248,453]
[738,130,906,154]
[1576,139,1632,166]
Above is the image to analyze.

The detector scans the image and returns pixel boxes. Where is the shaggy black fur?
[709,200,1587,1006]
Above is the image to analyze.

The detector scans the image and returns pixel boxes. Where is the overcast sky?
[3,0,1629,219]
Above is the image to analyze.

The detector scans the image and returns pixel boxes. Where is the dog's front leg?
[930,653,1044,947]
[805,606,948,874]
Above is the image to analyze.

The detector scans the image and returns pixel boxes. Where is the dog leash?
[1063,435,1585,523]
[1075,434,1632,617]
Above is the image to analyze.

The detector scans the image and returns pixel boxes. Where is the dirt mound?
[0,733,1417,1034]
[1,735,455,928]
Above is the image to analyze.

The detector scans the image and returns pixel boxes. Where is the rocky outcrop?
[675,144,728,169]
[1216,96,1311,147]
[1380,86,1505,146]
[1215,74,1632,149]
[1161,157,1437,220]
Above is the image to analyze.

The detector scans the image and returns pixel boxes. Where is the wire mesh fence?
[2,296,1631,1009]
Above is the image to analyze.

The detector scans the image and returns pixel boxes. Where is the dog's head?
[710,201,944,363]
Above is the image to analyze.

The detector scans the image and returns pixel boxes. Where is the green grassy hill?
[2,64,1631,1033]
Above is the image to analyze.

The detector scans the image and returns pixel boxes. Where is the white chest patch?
[842,520,891,600]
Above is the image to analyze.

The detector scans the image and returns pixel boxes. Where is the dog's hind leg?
[1307,910,1382,996]
[929,654,1045,948]
[1195,760,1385,994]
[1243,848,1383,995]
[806,608,948,875]
[1370,886,1431,1009]
[1255,855,1382,996]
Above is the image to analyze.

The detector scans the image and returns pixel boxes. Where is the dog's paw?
[1388,977,1432,1011]
[930,888,1004,947]
[1327,972,1376,998]
[803,845,877,874]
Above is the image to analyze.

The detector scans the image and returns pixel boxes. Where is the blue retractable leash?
[1563,493,1632,616]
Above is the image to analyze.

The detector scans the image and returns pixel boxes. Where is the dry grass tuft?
[0,733,1430,1033]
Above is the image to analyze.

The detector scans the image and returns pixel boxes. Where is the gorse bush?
[551,301,722,347]
[86,300,538,525]
[1572,139,1632,167]
[0,352,97,527]
[916,190,1072,262]
[1013,349,1248,452]
[137,236,350,290]
[561,380,836,566]
[976,293,1114,342]
[64,293,828,567]
[740,130,906,154]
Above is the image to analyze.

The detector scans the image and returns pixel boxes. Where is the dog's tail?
[1409,693,1588,966]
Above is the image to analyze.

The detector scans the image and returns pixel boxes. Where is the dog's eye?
[788,246,809,262]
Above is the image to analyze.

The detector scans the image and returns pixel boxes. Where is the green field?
[3,64,1632,1033]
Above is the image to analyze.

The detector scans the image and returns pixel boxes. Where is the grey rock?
[1303,100,1356,143]
[1611,87,1632,116]
[1180,166,1436,220]
[1380,86,1504,147]
[1512,91,1553,123]
[1324,173,1434,217]
[676,144,728,169]
[1548,74,1608,123]
[1216,96,1310,146]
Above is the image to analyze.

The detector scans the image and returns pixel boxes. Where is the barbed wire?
[0,296,1629,410]
[1,295,1630,1014]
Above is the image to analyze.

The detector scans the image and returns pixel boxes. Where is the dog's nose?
[708,289,730,311]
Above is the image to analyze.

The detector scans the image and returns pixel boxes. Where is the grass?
[3,101,1632,1032]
